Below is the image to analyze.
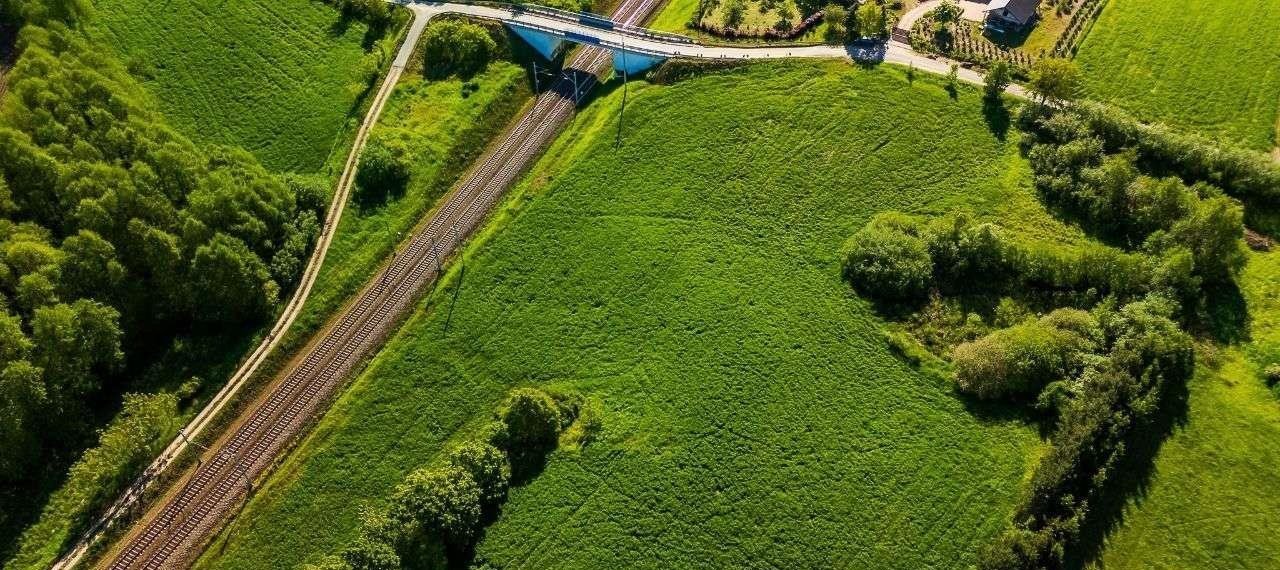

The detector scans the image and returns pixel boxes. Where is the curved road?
[416,1,1026,96]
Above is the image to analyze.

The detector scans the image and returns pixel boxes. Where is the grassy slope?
[1097,251,1280,569]
[1074,0,1280,151]
[287,61,532,343]
[90,0,376,173]
[199,61,1064,570]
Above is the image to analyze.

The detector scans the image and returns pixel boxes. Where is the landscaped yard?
[1074,0,1280,151]
[90,0,386,173]
[195,60,1070,570]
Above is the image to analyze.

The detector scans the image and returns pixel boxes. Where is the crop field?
[196,61,1074,569]
[1095,251,1280,569]
[90,0,382,173]
[1074,0,1280,151]
[288,59,532,344]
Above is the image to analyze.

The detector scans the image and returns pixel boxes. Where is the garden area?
[908,0,1107,78]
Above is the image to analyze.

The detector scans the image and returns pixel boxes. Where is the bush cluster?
[1025,110,1246,286]
[974,297,1193,569]
[355,136,411,200]
[310,388,586,570]
[1023,102,1280,208]
[842,211,1151,303]
[330,0,393,28]
[952,309,1100,399]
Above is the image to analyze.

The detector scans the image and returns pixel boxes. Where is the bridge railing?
[417,0,696,44]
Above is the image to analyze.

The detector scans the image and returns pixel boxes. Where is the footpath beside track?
[47,11,431,570]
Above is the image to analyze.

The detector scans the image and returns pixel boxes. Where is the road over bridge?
[407,1,1027,96]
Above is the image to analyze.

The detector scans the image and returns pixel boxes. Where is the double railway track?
[103,0,662,567]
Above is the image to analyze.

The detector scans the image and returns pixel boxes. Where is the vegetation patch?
[197,60,1058,570]
[286,25,531,350]
[1074,0,1280,151]
[0,0,329,562]
[841,85,1260,567]
[304,388,591,570]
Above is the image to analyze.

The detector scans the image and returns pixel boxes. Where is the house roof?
[985,0,1040,24]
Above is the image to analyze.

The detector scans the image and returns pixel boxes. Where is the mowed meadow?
[90,0,383,172]
[197,61,1064,570]
[1074,0,1280,151]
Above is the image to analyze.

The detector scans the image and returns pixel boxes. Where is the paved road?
[415,1,1027,97]
[897,0,990,31]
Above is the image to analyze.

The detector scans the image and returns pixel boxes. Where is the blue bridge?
[505,11,680,75]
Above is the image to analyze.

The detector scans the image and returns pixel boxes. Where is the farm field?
[1095,251,1280,569]
[90,0,384,173]
[1074,0,1280,151]
[196,61,1071,570]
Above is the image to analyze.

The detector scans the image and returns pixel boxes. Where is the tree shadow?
[1068,364,1192,569]
[982,97,1011,141]
[328,13,354,38]
[844,40,887,70]
[1193,279,1250,345]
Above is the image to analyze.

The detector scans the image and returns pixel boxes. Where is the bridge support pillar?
[507,24,566,61]
[613,51,666,76]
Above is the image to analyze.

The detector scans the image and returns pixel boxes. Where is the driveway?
[897,0,989,31]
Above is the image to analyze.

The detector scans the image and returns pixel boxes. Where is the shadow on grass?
[845,40,886,70]
[982,97,1011,141]
[1194,279,1250,345]
[1068,362,1192,569]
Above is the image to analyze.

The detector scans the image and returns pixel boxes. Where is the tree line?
[842,96,1261,567]
[0,0,325,536]
[305,388,599,570]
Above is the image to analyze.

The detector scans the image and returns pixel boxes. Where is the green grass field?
[288,59,532,345]
[90,0,382,173]
[1095,251,1280,569]
[196,61,1072,570]
[1074,0,1280,151]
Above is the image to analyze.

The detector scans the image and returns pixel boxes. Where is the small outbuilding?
[983,0,1040,29]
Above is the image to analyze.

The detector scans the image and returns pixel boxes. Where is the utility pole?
[533,60,541,94]
[615,37,629,149]
[176,428,209,465]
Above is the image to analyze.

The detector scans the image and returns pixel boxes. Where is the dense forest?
[0,0,321,543]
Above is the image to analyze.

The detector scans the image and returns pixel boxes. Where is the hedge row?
[306,388,593,570]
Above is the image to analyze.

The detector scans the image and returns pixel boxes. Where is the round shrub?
[953,310,1099,399]
[448,441,510,508]
[340,535,400,570]
[355,137,410,199]
[388,466,482,547]
[421,20,497,79]
[498,387,562,453]
[842,221,933,301]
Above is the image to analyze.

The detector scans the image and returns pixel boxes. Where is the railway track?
[102,0,663,568]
